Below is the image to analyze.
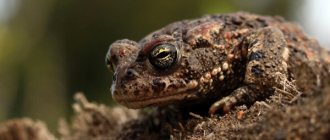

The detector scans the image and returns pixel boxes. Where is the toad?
[106,12,330,115]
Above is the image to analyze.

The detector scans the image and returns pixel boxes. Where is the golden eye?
[148,44,178,70]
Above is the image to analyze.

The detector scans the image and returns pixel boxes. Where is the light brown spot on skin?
[211,67,222,76]
[187,80,198,89]
[222,62,229,71]
[211,69,217,76]
[282,47,290,61]
[213,44,225,50]
[200,77,206,83]
[205,72,212,79]
[228,54,235,59]
[186,21,222,46]
[224,32,232,41]
[210,26,221,34]
[209,79,213,84]
[282,61,288,70]
[238,28,249,34]
[237,110,244,120]
[194,35,202,41]
[251,46,259,53]
[219,75,225,81]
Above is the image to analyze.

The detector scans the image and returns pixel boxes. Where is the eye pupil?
[156,51,169,58]
[148,44,178,70]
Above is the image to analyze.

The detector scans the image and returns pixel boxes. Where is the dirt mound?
[1,80,330,140]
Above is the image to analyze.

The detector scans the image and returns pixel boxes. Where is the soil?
[1,75,329,140]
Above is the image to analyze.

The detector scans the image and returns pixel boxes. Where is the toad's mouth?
[113,89,199,109]
[112,80,200,109]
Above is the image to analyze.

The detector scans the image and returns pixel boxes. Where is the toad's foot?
[209,86,268,115]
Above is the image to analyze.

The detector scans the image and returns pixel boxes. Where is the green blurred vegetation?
[0,0,293,130]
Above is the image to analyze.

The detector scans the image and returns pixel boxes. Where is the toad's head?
[106,19,229,108]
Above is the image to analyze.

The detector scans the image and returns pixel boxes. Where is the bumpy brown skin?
[106,12,330,115]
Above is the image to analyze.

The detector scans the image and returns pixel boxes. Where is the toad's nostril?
[110,55,118,67]
[112,72,117,81]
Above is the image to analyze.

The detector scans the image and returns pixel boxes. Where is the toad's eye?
[148,44,178,70]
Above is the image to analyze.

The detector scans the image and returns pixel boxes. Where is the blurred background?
[0,0,329,131]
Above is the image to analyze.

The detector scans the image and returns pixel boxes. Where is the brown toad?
[106,12,330,115]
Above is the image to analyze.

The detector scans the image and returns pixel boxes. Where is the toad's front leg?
[209,27,290,115]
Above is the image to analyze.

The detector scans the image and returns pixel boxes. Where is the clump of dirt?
[0,118,55,140]
[0,79,329,140]
[59,93,141,140]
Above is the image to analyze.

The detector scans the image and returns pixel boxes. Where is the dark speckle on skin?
[133,90,139,96]
[249,51,264,61]
[196,38,211,47]
[251,65,263,76]
[152,78,166,92]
